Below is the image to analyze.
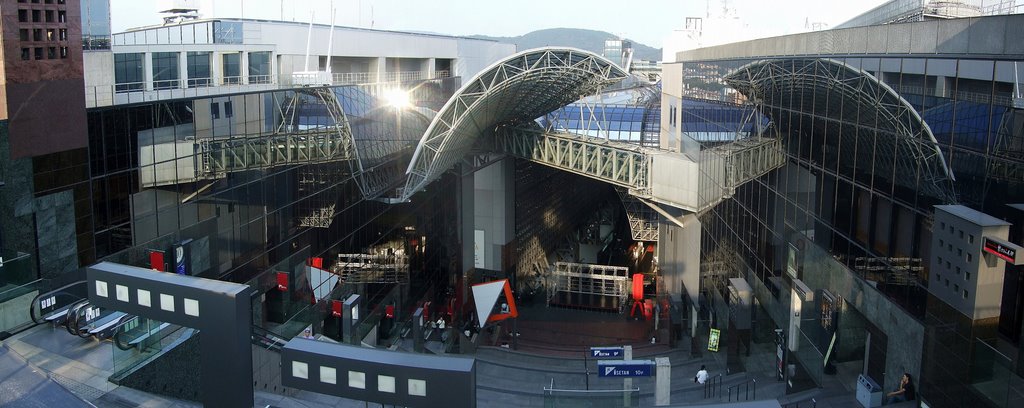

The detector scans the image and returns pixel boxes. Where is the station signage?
[590,346,624,358]
[708,328,721,352]
[597,360,654,377]
[983,237,1022,265]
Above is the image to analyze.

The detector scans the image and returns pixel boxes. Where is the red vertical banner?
[276,272,288,291]
[149,250,165,272]
[331,300,343,317]
[310,257,323,269]
[632,273,644,301]
[385,305,395,319]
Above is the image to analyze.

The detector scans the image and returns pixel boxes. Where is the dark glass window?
[60,46,67,58]
[152,52,180,89]
[47,47,56,59]
[224,101,233,118]
[34,47,43,60]
[20,29,29,41]
[114,53,144,92]
[18,9,28,22]
[222,52,241,84]
[45,9,53,22]
[211,102,220,119]
[186,52,211,87]
[248,51,271,83]
[32,9,40,22]
[33,29,43,42]
[21,48,30,60]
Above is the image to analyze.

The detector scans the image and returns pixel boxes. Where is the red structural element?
[276,272,288,291]
[488,280,519,323]
[331,300,343,317]
[631,273,644,301]
[310,257,323,269]
[149,250,165,272]
[423,301,431,320]
[643,299,654,320]
[646,244,655,253]
[385,305,395,319]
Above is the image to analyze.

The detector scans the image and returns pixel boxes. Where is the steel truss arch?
[725,58,957,202]
[399,47,628,200]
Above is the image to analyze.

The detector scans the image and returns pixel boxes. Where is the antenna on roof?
[326,1,335,74]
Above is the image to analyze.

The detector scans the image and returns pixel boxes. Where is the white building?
[83,18,517,107]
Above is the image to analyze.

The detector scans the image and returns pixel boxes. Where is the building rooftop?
[936,204,1011,227]
[119,17,502,43]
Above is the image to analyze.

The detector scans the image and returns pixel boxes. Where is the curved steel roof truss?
[400,48,628,200]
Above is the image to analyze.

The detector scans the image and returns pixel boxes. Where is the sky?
[112,0,890,48]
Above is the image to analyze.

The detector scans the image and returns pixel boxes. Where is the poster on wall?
[786,243,799,279]
[474,230,485,269]
[707,328,721,352]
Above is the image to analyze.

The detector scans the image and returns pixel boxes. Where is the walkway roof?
[400,47,628,200]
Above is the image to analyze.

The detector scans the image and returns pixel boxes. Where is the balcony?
[85,71,451,108]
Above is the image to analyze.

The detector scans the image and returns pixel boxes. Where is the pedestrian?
[695,365,709,384]
[885,373,915,404]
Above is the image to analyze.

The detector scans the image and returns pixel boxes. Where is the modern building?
[664,5,1024,407]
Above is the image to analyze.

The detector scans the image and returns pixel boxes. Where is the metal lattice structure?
[615,187,659,242]
[725,58,957,202]
[399,48,628,201]
[497,124,652,193]
[199,89,357,178]
[547,262,630,308]
[330,253,410,284]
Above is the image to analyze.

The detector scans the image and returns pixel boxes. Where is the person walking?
[885,373,915,404]
[695,365,709,384]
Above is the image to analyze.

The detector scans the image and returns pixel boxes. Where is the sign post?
[590,346,625,358]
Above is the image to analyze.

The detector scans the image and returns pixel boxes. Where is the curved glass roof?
[400,47,628,200]
[725,58,957,202]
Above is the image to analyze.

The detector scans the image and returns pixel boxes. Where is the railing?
[727,378,756,402]
[88,70,451,108]
[704,373,722,399]
[544,379,640,408]
[783,398,817,408]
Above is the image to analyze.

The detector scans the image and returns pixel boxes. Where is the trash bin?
[857,374,883,407]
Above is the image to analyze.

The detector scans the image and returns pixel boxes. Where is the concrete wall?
[677,14,1024,62]
[799,236,924,396]
[658,215,701,304]
[473,159,514,272]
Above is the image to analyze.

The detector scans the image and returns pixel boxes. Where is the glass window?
[222,52,241,84]
[20,29,29,41]
[152,52,180,89]
[224,101,233,118]
[32,9,40,22]
[45,9,53,22]
[33,29,43,42]
[34,48,43,60]
[114,53,144,92]
[965,272,971,281]
[47,47,55,59]
[18,9,27,22]
[967,253,972,262]
[248,51,271,83]
[211,102,220,120]
[21,48,30,60]
[186,52,211,87]
[963,290,968,299]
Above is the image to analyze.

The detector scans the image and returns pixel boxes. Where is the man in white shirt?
[695,365,709,384]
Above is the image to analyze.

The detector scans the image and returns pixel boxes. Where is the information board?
[708,328,720,352]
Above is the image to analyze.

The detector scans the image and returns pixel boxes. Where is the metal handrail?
[704,373,722,398]
[727,378,756,401]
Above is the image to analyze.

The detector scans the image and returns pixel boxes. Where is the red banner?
[331,300,342,317]
[310,257,323,269]
[149,250,165,272]
[276,272,288,291]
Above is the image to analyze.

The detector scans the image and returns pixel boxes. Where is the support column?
[211,52,222,86]
[143,51,154,91]
[178,51,189,88]
[427,58,436,79]
[655,357,671,406]
[375,56,387,82]
[241,51,250,85]
[657,214,701,336]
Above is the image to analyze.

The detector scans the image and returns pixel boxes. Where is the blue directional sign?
[597,360,654,377]
[590,346,624,358]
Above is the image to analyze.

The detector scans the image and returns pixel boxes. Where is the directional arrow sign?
[590,346,624,358]
[597,360,654,377]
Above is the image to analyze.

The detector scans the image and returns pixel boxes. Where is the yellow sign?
[708,328,720,352]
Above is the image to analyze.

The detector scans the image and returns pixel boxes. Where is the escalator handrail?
[29,280,87,324]
[65,300,90,336]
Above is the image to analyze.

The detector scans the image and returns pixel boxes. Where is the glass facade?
[82,79,460,341]
[679,53,1024,406]
[80,0,111,50]
[151,52,179,90]
[187,52,211,87]
[222,52,241,84]
[114,52,144,92]
[248,51,271,84]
